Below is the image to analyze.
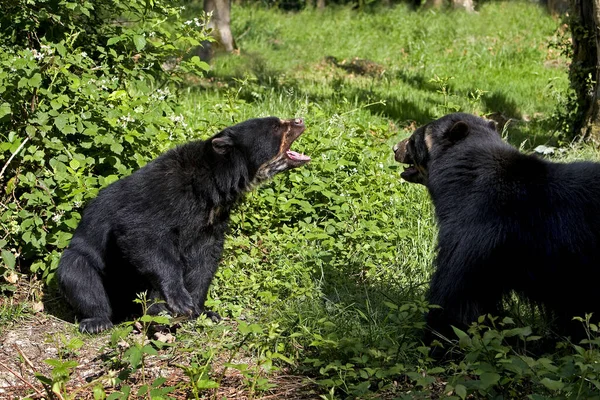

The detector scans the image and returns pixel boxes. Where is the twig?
[0,360,43,396]
[14,344,37,372]
[0,136,30,182]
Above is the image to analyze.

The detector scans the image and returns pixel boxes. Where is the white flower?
[32,49,43,60]
[169,114,184,123]
[119,114,135,127]
[81,51,88,58]
[151,88,171,101]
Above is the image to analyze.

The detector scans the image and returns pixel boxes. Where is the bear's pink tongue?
[286,150,311,161]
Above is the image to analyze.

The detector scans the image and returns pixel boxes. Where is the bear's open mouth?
[401,164,419,181]
[282,118,311,168]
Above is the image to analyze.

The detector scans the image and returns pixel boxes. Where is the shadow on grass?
[202,51,560,148]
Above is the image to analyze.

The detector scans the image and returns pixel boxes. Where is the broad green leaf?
[92,385,106,400]
[0,102,11,119]
[479,372,500,389]
[54,114,68,131]
[110,142,124,154]
[1,250,16,269]
[133,35,146,51]
[29,73,42,88]
[540,377,564,391]
[107,36,121,46]
[189,56,210,71]
[455,384,467,399]
[69,159,80,170]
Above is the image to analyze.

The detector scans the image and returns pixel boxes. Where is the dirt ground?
[0,311,319,400]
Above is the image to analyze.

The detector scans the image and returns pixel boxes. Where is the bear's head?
[393,113,499,185]
[210,117,310,184]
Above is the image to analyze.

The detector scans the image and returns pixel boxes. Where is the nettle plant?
[0,0,211,286]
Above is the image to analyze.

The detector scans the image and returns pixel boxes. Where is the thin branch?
[0,136,30,183]
[14,344,37,372]
[0,360,43,397]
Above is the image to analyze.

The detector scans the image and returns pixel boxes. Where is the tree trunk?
[424,0,445,8]
[570,0,600,141]
[452,0,475,12]
[204,0,235,52]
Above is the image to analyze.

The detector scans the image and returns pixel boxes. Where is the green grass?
[190,2,567,128]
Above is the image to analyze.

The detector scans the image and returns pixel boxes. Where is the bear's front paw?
[165,290,195,317]
[79,317,113,334]
[202,310,221,323]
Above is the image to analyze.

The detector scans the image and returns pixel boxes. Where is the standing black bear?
[393,112,600,341]
[57,117,310,333]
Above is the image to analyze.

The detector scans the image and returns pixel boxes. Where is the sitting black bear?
[393,112,600,342]
[57,117,310,333]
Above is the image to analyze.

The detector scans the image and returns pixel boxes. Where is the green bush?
[0,0,211,286]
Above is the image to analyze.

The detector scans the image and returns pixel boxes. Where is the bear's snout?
[393,139,409,163]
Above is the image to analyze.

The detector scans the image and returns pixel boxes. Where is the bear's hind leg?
[57,249,113,333]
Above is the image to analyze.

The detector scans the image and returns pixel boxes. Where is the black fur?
[393,112,600,341]
[57,117,310,333]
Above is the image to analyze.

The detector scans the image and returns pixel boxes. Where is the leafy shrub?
[0,0,211,286]
[419,315,600,400]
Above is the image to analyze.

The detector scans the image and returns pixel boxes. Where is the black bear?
[57,117,310,333]
[393,112,600,342]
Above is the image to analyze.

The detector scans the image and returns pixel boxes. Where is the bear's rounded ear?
[212,136,234,155]
[487,120,498,132]
[447,121,470,142]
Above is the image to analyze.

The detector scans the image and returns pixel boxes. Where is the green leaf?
[540,377,564,391]
[455,384,467,399]
[0,102,11,119]
[29,73,42,88]
[93,385,106,400]
[133,35,146,51]
[142,344,158,355]
[452,326,472,348]
[137,385,148,396]
[479,372,500,389]
[110,142,124,154]
[54,114,68,131]
[69,159,80,170]
[189,56,210,72]
[127,347,142,369]
[1,250,16,269]
[151,377,167,387]
[196,379,219,389]
[107,36,122,46]
[55,42,66,57]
